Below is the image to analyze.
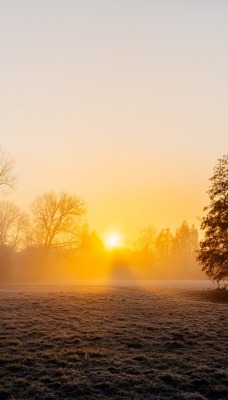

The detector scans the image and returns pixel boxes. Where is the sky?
[0,1,228,244]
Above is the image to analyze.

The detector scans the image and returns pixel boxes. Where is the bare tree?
[155,228,173,258]
[0,201,29,250]
[31,191,86,250]
[0,147,16,194]
[135,226,157,257]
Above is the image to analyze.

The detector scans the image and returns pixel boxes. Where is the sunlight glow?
[104,232,122,250]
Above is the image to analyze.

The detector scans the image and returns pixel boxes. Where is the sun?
[104,232,122,250]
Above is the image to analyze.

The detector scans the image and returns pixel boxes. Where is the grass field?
[0,281,228,399]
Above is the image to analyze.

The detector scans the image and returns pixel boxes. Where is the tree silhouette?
[173,221,199,268]
[31,191,86,250]
[0,201,29,250]
[155,228,173,259]
[197,154,228,284]
[0,147,16,194]
[135,226,157,258]
[0,201,29,282]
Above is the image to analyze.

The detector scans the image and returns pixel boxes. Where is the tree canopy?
[31,191,86,250]
[197,154,228,283]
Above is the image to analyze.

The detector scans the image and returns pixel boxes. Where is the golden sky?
[1,1,228,243]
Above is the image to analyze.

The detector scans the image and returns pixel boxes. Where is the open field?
[0,281,228,399]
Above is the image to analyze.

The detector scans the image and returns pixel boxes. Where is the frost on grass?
[0,283,227,399]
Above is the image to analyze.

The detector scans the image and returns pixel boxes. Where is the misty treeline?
[0,196,202,282]
[131,222,201,280]
[0,145,202,282]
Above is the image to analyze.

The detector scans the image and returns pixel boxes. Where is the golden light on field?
[104,232,122,250]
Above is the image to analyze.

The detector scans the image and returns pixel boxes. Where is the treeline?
[130,221,202,280]
[0,192,202,282]
[0,191,87,282]
[0,146,203,282]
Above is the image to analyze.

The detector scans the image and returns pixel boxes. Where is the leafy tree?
[197,154,228,284]
[0,146,16,194]
[31,191,86,250]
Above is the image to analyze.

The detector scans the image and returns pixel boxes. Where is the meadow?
[0,281,227,399]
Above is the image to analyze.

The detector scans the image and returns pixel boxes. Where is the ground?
[0,281,227,399]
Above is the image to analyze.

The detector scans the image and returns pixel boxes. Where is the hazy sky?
[1,1,228,243]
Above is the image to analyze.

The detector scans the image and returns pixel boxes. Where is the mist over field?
[0,219,205,285]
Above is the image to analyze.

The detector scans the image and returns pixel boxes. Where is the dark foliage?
[197,154,228,283]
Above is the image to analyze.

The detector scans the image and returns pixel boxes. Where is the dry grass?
[0,282,227,399]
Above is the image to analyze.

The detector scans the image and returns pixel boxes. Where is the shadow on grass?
[184,289,228,304]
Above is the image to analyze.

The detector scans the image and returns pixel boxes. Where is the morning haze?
[0,2,228,399]
[1,1,227,241]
